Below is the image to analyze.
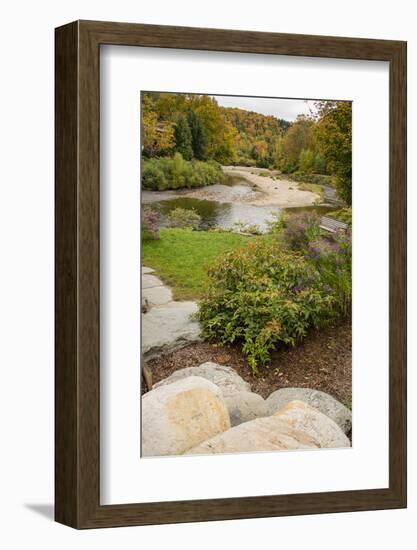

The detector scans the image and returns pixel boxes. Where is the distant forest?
[141,92,352,204]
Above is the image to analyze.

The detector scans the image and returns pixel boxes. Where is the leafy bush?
[274,212,322,251]
[233,157,257,167]
[142,206,160,240]
[198,239,338,373]
[306,230,352,315]
[141,162,168,191]
[167,207,201,229]
[141,153,225,191]
[278,211,352,314]
[199,212,352,372]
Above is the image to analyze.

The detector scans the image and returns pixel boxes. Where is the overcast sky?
[213,95,316,122]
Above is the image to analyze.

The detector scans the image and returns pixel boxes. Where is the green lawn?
[142,228,250,300]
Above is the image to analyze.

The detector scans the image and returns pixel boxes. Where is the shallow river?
[143,181,336,233]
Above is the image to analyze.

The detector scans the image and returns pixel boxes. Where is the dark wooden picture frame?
[55,20,407,529]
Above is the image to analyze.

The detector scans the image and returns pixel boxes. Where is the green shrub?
[306,231,352,315]
[198,239,338,373]
[278,211,352,315]
[167,207,201,229]
[199,212,352,372]
[272,211,322,251]
[141,160,168,191]
[141,153,225,191]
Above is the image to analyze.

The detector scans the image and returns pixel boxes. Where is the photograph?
[140,92,353,457]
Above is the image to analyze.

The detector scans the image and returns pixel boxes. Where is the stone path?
[142,267,200,359]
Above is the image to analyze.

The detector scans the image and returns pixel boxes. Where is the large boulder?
[224,391,268,426]
[141,376,230,457]
[187,400,350,455]
[154,362,251,397]
[265,388,352,434]
[153,362,260,426]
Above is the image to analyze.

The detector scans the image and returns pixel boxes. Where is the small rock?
[154,362,251,397]
[266,388,352,434]
[142,266,155,274]
[142,376,230,457]
[188,400,349,455]
[224,391,267,426]
[141,296,150,313]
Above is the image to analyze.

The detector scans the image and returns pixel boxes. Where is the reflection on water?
[153,197,336,233]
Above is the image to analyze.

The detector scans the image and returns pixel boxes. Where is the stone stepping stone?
[142,274,163,289]
[142,266,155,274]
[143,284,172,307]
[142,300,200,358]
[265,387,352,434]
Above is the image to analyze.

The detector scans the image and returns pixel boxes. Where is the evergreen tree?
[187,110,208,160]
[174,115,193,160]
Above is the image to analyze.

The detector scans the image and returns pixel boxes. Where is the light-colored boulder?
[142,300,200,358]
[154,362,251,397]
[142,376,231,457]
[266,388,352,434]
[273,400,350,448]
[188,400,350,455]
[224,391,268,426]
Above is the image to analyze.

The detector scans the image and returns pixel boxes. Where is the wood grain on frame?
[55,20,407,528]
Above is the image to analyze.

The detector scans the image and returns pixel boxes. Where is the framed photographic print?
[55,20,407,528]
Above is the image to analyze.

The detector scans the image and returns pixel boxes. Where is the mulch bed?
[145,317,352,407]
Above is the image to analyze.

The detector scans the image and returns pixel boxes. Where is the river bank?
[223,166,320,207]
[142,165,320,208]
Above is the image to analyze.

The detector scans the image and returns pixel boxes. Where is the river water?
[143,181,336,233]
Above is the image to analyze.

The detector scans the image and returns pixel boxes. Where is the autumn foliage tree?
[141,94,175,157]
[141,92,352,203]
[314,101,352,205]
